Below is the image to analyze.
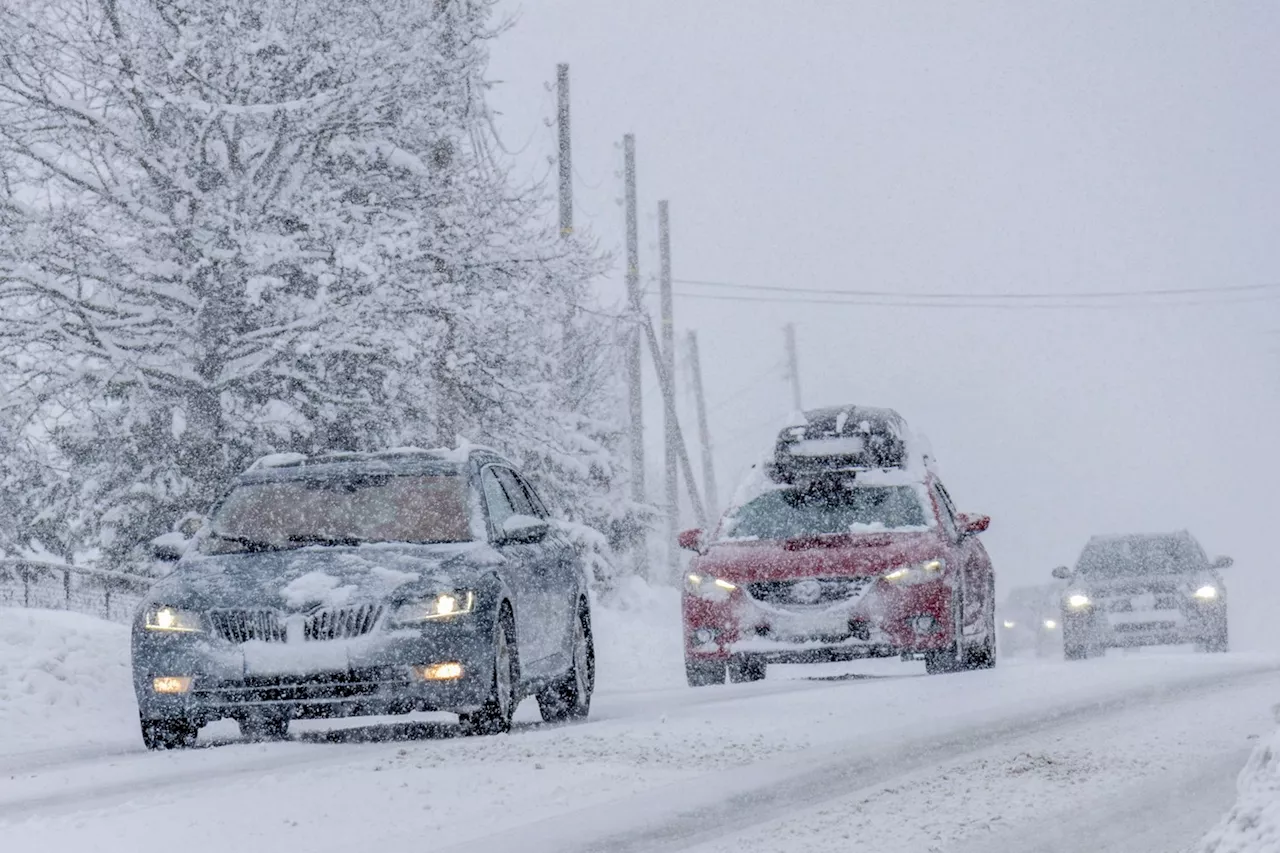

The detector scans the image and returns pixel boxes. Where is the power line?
[647,289,1280,311]
[672,277,1280,302]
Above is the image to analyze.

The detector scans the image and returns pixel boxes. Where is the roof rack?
[765,405,911,484]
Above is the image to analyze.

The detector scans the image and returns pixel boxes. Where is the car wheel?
[1199,630,1230,654]
[140,716,199,751]
[728,656,766,683]
[924,646,960,675]
[238,713,290,742]
[685,658,725,687]
[460,609,517,736]
[537,604,594,723]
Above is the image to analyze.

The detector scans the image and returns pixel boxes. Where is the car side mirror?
[677,528,705,552]
[151,532,188,562]
[499,514,549,544]
[1210,555,1233,570]
[957,513,990,535]
[1051,566,1071,580]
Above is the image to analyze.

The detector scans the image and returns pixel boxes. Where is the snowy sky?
[486,2,1280,646]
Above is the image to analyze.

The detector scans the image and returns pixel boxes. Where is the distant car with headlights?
[997,583,1064,658]
[1053,532,1231,659]
[679,405,996,683]
[132,447,594,749]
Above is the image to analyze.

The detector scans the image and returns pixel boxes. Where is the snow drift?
[0,608,137,755]
[1197,721,1280,852]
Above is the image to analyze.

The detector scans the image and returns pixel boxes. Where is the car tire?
[1199,630,1230,654]
[537,604,594,723]
[728,656,766,683]
[924,647,960,675]
[238,713,290,742]
[685,658,725,687]
[460,609,517,736]
[140,716,199,751]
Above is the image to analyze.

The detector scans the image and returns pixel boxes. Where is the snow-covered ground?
[1,597,1278,852]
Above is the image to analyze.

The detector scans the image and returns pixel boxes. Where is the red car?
[679,406,996,684]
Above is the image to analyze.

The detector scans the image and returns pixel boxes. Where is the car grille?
[208,604,384,644]
[193,669,404,705]
[1113,620,1178,633]
[746,577,874,608]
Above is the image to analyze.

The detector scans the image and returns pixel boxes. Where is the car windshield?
[203,473,471,553]
[720,482,931,541]
[1076,536,1203,577]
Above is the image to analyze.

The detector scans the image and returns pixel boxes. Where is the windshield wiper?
[209,532,286,553]
[285,535,366,548]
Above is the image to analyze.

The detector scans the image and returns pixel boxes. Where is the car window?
[508,470,550,519]
[720,482,932,541]
[481,467,516,532]
[495,467,537,517]
[933,482,959,539]
[1077,536,1204,577]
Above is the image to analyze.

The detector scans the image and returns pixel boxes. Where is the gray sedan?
[132,448,594,749]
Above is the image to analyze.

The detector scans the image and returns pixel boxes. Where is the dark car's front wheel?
[460,610,517,736]
[538,604,595,723]
[140,716,199,751]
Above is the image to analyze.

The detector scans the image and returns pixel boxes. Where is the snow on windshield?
[719,481,933,541]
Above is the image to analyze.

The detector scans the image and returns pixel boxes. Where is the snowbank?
[1197,722,1280,852]
[592,576,686,693]
[0,608,138,756]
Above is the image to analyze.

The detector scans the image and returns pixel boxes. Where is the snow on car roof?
[765,404,936,484]
[245,439,503,473]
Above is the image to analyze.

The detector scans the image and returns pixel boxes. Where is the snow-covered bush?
[0,0,646,581]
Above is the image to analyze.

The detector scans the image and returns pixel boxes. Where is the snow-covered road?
[3,659,1277,849]
[3,607,1278,852]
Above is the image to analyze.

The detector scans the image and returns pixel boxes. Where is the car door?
[504,468,579,670]
[933,480,993,643]
[479,465,551,676]
[480,464,559,676]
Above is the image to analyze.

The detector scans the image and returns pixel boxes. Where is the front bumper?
[1063,603,1226,649]
[683,577,955,664]
[132,619,495,724]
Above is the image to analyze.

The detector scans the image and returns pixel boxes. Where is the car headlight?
[1042,619,1057,630]
[391,591,476,624]
[884,559,945,585]
[1193,585,1218,600]
[1002,620,1016,629]
[144,606,203,633]
[1065,593,1090,609]
[686,573,737,600]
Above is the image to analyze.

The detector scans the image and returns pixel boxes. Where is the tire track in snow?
[431,664,1280,853]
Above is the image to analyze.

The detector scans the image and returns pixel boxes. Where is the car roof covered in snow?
[240,444,509,482]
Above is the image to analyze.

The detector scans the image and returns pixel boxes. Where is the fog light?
[413,662,463,681]
[910,615,938,633]
[152,676,193,694]
[693,628,718,645]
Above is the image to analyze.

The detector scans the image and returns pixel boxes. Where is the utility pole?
[658,201,679,576]
[686,330,719,518]
[641,317,708,531]
[784,322,803,413]
[556,63,572,238]
[623,134,647,578]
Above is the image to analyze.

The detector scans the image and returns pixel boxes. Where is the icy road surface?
[2,667,1277,849]
[1,608,1276,852]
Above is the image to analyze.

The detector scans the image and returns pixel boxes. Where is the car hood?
[694,532,947,582]
[1068,572,1219,596]
[148,541,501,611]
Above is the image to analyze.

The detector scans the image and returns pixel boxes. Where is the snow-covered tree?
[0,0,646,580]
